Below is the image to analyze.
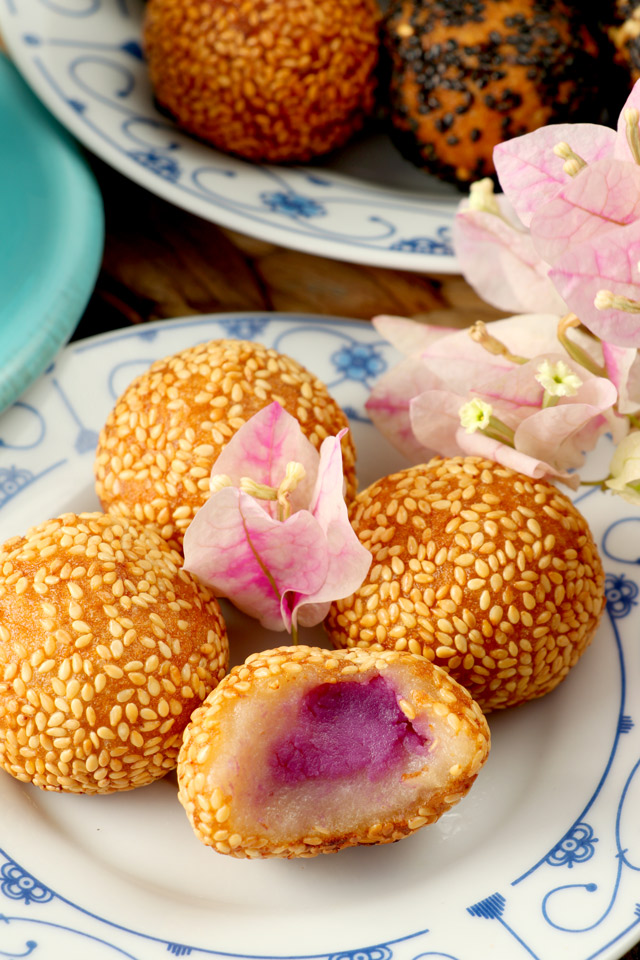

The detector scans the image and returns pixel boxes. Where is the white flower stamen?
[210,474,234,494]
[468,178,502,217]
[459,398,493,433]
[469,320,528,364]
[625,107,640,165]
[535,360,582,407]
[595,289,640,314]
[240,477,278,500]
[553,141,587,177]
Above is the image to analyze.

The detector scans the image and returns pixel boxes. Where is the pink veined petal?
[365,356,438,461]
[474,354,611,414]
[210,401,319,514]
[514,406,609,472]
[371,314,454,356]
[454,427,579,488]
[602,341,640,414]
[453,206,567,314]
[291,433,372,628]
[410,390,469,457]
[530,159,640,265]
[615,79,640,162]
[548,223,640,346]
[419,313,567,374]
[494,123,617,227]
[182,487,328,632]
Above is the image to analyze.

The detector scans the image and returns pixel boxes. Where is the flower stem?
[579,478,610,490]
[627,412,640,430]
[485,415,516,446]
[290,621,299,646]
[557,314,606,377]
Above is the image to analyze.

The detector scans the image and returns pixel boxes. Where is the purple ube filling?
[271,675,429,784]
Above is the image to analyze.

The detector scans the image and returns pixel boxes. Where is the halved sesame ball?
[142,0,380,163]
[94,339,357,549]
[0,512,228,794]
[177,645,490,858]
[325,457,606,712]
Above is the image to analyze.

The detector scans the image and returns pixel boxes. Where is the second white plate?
[0,0,461,273]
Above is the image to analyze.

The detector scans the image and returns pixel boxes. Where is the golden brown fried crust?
[382,0,602,185]
[325,456,606,712]
[94,338,357,549]
[143,0,380,162]
[177,645,490,858]
[0,512,228,793]
[609,1,640,83]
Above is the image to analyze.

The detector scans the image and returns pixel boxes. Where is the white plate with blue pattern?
[0,0,461,274]
[0,313,639,960]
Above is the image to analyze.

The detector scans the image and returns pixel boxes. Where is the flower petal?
[602,341,640,415]
[494,123,617,227]
[514,401,614,475]
[365,356,438,461]
[292,433,372,628]
[372,314,454,356]
[453,204,567,314]
[548,222,640,346]
[183,487,328,631]
[410,390,470,457]
[453,426,579,488]
[210,401,319,513]
[530,158,640,265]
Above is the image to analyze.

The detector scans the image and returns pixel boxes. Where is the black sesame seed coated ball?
[381,0,603,186]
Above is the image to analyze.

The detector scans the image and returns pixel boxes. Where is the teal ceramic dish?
[0,53,103,414]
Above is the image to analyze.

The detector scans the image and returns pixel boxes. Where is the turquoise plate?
[0,53,103,415]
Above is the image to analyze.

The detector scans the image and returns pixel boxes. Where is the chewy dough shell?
[177,645,490,858]
[94,338,357,548]
[0,512,228,793]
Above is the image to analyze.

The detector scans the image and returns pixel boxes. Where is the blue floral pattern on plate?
[0,313,638,960]
[0,0,459,273]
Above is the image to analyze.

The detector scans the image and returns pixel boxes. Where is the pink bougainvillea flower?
[453,180,567,314]
[366,314,625,488]
[493,123,617,228]
[489,80,640,347]
[182,402,371,634]
[455,80,640,347]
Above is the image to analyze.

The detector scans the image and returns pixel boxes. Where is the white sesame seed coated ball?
[142,0,380,163]
[0,512,229,794]
[325,457,606,713]
[177,645,490,858]
[94,338,357,549]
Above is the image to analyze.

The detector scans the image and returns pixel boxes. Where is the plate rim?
[0,2,461,275]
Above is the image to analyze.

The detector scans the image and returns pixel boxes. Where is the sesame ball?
[142,0,380,163]
[0,512,229,794]
[382,0,602,186]
[609,0,640,85]
[325,457,606,712]
[177,645,490,858]
[94,339,357,549]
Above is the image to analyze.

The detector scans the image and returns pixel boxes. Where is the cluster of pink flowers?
[367,78,640,505]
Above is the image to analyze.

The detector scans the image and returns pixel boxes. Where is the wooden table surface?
[74,158,640,960]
